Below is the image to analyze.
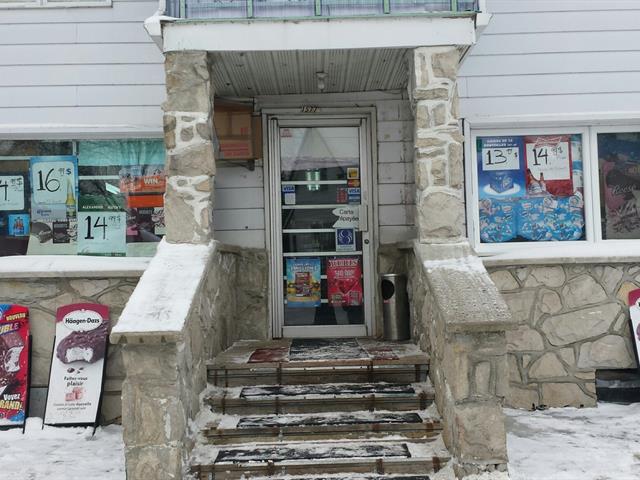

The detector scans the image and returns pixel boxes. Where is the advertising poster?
[599,134,640,239]
[28,156,78,255]
[628,289,640,369]
[286,258,321,308]
[119,165,165,244]
[45,304,110,426]
[78,190,126,256]
[525,135,573,196]
[327,257,362,307]
[0,304,30,428]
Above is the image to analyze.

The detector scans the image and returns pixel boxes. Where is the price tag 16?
[0,175,25,211]
[31,158,76,206]
[78,211,126,256]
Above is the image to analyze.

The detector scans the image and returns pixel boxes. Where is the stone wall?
[409,242,514,477]
[487,262,639,409]
[0,275,139,423]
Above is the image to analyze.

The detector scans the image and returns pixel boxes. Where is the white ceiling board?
[210,48,409,96]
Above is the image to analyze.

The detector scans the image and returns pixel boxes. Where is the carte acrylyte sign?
[0,304,29,428]
[44,303,109,426]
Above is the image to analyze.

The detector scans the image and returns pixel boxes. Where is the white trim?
[463,112,640,129]
[0,255,148,278]
[0,127,163,138]
[163,16,476,53]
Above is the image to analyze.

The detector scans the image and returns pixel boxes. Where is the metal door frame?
[264,109,377,339]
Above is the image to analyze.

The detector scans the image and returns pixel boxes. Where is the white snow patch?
[0,254,148,278]
[111,240,213,336]
[0,417,124,479]
[423,255,486,274]
[506,403,640,480]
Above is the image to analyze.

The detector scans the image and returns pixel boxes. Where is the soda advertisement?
[327,257,362,307]
[44,304,109,426]
[286,258,321,308]
[27,156,78,255]
[477,135,584,244]
[0,304,30,428]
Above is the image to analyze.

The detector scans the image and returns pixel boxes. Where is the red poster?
[524,135,574,196]
[0,304,29,427]
[327,257,363,307]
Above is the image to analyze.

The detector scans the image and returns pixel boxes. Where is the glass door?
[269,117,373,338]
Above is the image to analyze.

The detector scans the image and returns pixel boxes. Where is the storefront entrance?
[267,114,375,338]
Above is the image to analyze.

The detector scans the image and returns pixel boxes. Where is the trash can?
[380,273,410,341]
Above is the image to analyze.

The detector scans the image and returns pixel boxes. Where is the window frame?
[465,125,596,254]
[0,0,110,9]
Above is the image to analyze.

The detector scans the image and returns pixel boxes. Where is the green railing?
[168,0,478,20]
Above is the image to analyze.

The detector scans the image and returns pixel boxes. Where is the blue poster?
[286,258,321,308]
[477,137,526,200]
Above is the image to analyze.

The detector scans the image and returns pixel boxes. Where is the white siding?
[0,0,165,134]
[213,94,417,248]
[459,0,640,120]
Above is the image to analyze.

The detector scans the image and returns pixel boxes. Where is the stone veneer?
[0,275,140,423]
[409,242,514,477]
[409,46,465,243]
[487,262,639,409]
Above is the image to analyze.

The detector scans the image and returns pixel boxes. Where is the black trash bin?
[380,273,410,341]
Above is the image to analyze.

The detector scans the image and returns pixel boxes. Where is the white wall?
[0,0,165,134]
[213,94,416,249]
[459,0,640,121]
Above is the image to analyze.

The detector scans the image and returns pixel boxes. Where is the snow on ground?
[506,403,640,480]
[0,417,124,480]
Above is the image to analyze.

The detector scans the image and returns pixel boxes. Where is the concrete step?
[206,383,435,415]
[247,476,434,480]
[205,410,443,444]
[190,440,449,479]
[209,363,429,387]
[209,339,429,387]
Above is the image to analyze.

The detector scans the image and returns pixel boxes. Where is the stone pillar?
[163,51,216,244]
[410,46,465,243]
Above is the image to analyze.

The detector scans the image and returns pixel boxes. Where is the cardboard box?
[215,102,261,160]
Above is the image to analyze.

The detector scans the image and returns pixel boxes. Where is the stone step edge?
[207,356,430,370]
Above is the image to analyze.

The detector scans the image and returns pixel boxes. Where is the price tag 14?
[78,211,126,256]
[31,158,76,206]
[0,175,25,211]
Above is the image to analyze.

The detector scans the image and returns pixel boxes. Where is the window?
[0,0,110,8]
[469,126,640,252]
[0,139,165,258]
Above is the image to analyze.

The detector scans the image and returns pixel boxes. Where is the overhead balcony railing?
[166,0,478,21]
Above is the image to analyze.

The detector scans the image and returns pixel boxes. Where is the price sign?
[30,157,76,206]
[525,138,571,180]
[481,147,520,171]
[0,175,25,211]
[78,211,126,256]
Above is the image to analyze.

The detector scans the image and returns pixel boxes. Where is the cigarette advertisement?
[28,156,78,255]
[286,258,321,308]
[327,257,362,307]
[44,303,109,426]
[0,304,30,428]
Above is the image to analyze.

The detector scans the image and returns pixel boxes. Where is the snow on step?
[249,475,433,480]
[217,410,438,429]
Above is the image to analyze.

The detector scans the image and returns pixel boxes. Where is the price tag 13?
[0,175,25,211]
[78,211,126,256]
[31,158,76,206]
[481,147,520,171]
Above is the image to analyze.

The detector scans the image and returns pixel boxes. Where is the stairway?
[190,338,450,480]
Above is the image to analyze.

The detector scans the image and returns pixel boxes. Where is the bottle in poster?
[0,304,30,428]
[286,258,321,308]
[327,257,362,307]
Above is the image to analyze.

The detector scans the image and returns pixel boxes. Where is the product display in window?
[0,139,165,257]
[477,134,585,243]
[598,132,640,239]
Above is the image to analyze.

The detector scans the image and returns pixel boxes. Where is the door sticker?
[335,228,356,252]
